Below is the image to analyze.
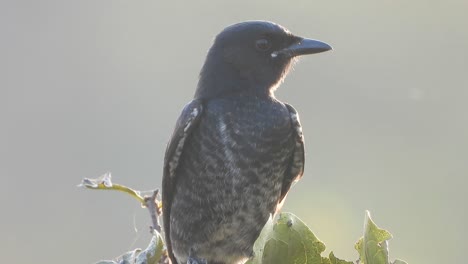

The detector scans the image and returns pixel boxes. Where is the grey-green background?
[2,1,467,263]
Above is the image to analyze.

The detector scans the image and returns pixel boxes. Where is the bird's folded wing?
[279,103,305,204]
[162,99,204,263]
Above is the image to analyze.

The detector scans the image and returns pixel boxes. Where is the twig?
[144,189,162,233]
[79,172,162,234]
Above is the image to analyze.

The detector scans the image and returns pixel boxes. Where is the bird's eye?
[255,39,271,51]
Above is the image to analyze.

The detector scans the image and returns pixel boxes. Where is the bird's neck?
[194,53,273,99]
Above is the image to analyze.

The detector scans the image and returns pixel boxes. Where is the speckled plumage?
[162,21,331,264]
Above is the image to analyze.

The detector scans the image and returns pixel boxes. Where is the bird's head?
[195,21,332,99]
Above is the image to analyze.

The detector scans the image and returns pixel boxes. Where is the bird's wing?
[279,103,305,204]
[162,99,204,264]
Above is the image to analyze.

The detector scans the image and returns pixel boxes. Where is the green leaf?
[355,211,393,264]
[96,248,141,264]
[246,212,326,264]
[248,214,275,264]
[328,251,354,264]
[95,231,164,264]
[135,231,165,264]
[321,256,332,264]
[262,238,290,264]
[392,260,408,264]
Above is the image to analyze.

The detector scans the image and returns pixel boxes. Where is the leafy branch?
[80,173,408,264]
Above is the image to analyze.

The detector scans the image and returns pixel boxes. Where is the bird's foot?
[186,256,207,264]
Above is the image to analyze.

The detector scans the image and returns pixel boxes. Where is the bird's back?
[169,94,295,263]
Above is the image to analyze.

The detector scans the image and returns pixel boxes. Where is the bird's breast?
[194,97,295,189]
[175,96,295,199]
[212,98,291,161]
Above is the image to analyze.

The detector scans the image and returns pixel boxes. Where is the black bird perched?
[162,21,331,264]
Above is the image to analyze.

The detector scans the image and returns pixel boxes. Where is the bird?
[162,21,331,264]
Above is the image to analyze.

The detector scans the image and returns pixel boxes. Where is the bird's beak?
[272,37,332,58]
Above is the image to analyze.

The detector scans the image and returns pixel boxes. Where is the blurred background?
[2,0,467,263]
